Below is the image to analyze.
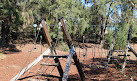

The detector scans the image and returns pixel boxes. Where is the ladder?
[39,17,85,81]
[106,26,137,71]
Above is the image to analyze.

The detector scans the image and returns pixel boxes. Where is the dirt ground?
[0,43,137,81]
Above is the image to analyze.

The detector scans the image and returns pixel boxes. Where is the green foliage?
[0,0,137,49]
[0,0,23,46]
[104,29,113,48]
[115,29,127,49]
[57,42,69,51]
[0,50,5,59]
[0,53,6,59]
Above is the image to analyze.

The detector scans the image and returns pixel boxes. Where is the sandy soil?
[0,43,136,81]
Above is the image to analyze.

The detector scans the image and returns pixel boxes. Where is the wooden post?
[127,26,137,57]
[62,45,75,81]
[105,28,118,68]
[58,17,72,48]
[58,17,85,81]
[128,46,137,57]
[41,20,64,77]
[122,42,129,71]
[122,26,137,71]
[41,20,53,52]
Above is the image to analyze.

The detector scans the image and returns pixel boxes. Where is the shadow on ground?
[17,58,137,81]
[2,44,21,54]
[74,58,137,81]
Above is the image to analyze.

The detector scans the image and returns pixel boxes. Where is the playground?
[1,0,137,81]
[0,18,136,81]
[0,43,136,81]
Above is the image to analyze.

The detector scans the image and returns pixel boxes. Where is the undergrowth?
[0,50,6,59]
[56,42,69,51]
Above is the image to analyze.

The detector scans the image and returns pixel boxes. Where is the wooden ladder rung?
[110,56,120,59]
[28,78,47,81]
[113,50,125,52]
[128,49,132,51]
[110,59,118,61]
[40,62,58,66]
[118,55,130,56]
[105,59,118,61]
[43,55,68,58]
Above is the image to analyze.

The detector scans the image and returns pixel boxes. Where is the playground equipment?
[106,26,137,71]
[10,17,137,81]
[11,17,85,81]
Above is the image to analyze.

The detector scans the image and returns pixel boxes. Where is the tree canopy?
[0,0,137,49]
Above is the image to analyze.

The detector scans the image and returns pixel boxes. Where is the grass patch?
[0,50,6,60]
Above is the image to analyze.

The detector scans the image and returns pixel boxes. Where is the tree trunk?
[1,21,6,47]
[0,20,10,47]
[100,17,106,46]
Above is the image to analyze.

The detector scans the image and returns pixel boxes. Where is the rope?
[37,57,55,80]
[46,65,57,80]
[36,21,62,80]
[15,29,40,80]
[40,35,43,54]
[53,25,60,50]
[37,57,50,74]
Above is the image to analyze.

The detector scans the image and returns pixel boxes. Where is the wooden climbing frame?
[41,20,64,77]
[11,17,85,81]
[105,28,118,68]
[58,17,85,81]
[106,26,137,71]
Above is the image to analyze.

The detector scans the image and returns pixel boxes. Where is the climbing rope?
[40,35,43,54]
[37,57,54,80]
[53,23,61,50]
[15,28,40,80]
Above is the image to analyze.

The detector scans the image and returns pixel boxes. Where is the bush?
[56,42,69,51]
[104,27,128,50]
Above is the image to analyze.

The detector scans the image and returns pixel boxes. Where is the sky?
[81,0,93,7]
[81,0,137,19]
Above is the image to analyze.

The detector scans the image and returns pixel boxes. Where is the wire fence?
[7,24,137,81]
[1,25,134,45]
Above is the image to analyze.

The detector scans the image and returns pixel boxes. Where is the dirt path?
[0,44,136,81]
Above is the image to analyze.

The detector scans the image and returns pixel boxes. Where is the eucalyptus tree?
[0,0,22,46]
[88,0,122,45]
[54,0,90,41]
[113,0,137,49]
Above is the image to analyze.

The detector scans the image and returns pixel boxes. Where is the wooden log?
[58,17,72,48]
[72,53,85,81]
[43,55,68,58]
[113,50,126,52]
[40,63,59,66]
[127,26,137,57]
[107,29,118,56]
[118,55,130,56]
[41,20,64,77]
[10,49,50,81]
[128,46,137,57]
[105,29,118,68]
[59,17,85,81]
[41,20,53,52]
[28,78,47,81]
[122,43,129,71]
[62,46,75,81]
